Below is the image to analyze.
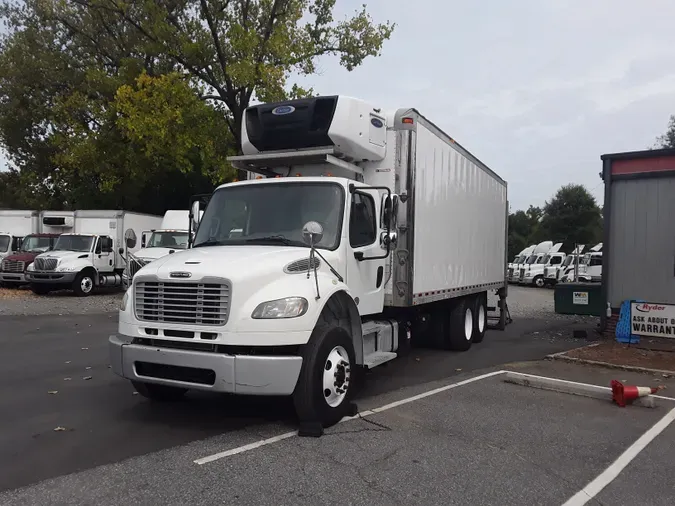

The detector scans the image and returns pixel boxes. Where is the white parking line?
[561,406,675,506]
[194,369,507,465]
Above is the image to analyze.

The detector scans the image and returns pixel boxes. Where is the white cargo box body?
[389,110,508,306]
[70,210,163,268]
[0,209,39,236]
[159,210,189,231]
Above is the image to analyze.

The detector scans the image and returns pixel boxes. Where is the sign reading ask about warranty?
[631,302,675,339]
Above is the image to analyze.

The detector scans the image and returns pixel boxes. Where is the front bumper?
[0,272,26,283]
[25,271,77,284]
[109,335,303,396]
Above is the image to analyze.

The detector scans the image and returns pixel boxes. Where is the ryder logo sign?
[630,302,675,339]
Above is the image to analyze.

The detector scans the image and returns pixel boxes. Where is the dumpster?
[554,282,603,316]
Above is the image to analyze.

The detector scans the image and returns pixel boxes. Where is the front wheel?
[73,271,95,297]
[293,324,356,428]
[533,276,545,288]
[131,381,187,401]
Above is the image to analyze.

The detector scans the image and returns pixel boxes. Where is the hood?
[2,252,40,262]
[38,250,91,262]
[136,245,325,282]
[134,247,183,261]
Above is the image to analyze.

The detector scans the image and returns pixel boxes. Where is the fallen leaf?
[455,368,462,372]
[85,367,91,370]
[83,376,92,380]
[65,361,71,364]
[81,347,88,350]
[53,427,66,432]
[132,391,138,395]
[48,390,58,394]
[63,377,71,381]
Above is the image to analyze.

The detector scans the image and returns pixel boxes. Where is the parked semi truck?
[517,241,553,284]
[509,245,534,283]
[0,211,77,286]
[543,244,585,287]
[123,210,191,287]
[110,95,509,430]
[0,209,40,262]
[27,210,162,296]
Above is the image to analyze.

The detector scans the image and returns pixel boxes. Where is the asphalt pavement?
[0,310,597,495]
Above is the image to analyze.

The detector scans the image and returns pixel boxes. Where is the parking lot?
[1,286,674,505]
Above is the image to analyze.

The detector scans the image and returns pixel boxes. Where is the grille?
[126,255,149,280]
[34,257,57,271]
[508,267,514,278]
[519,270,525,281]
[543,267,548,277]
[1,260,25,273]
[135,280,230,326]
[284,257,321,274]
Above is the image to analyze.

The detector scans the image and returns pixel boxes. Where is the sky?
[290,0,675,211]
[2,0,675,212]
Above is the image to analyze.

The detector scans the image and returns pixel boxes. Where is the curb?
[503,371,660,408]
[546,349,675,377]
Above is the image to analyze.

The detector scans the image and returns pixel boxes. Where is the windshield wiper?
[192,239,224,248]
[244,235,295,246]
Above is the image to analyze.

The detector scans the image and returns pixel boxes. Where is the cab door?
[344,188,387,316]
[93,236,113,273]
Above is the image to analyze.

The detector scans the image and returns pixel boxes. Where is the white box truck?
[0,209,39,261]
[27,210,162,296]
[110,95,509,432]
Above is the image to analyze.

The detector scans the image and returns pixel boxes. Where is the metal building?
[600,147,675,335]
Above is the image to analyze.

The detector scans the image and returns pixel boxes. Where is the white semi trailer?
[110,95,509,432]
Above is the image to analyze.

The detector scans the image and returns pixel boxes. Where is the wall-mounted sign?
[630,302,675,339]
[573,291,588,305]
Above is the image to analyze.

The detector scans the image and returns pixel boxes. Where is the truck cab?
[509,245,534,283]
[0,233,60,287]
[544,245,585,286]
[110,95,509,432]
[561,243,602,282]
[523,242,564,288]
[0,233,25,261]
[518,241,553,284]
[26,233,116,296]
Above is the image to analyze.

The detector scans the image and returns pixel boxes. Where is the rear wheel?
[472,295,487,343]
[293,324,356,428]
[444,298,474,351]
[132,381,187,401]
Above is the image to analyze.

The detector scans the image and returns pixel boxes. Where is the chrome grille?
[1,260,25,273]
[126,254,149,281]
[34,257,57,271]
[519,270,525,281]
[508,267,514,278]
[135,280,230,326]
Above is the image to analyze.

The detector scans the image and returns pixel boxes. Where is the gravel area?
[0,282,599,321]
[0,286,122,316]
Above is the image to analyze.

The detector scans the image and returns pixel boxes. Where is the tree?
[654,115,675,149]
[538,184,602,249]
[0,0,394,209]
[507,205,542,259]
[31,0,395,149]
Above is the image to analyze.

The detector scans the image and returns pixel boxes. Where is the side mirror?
[191,200,201,230]
[302,221,324,246]
[124,228,137,249]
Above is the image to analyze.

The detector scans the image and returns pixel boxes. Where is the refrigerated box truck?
[27,210,162,296]
[0,210,39,261]
[110,95,509,431]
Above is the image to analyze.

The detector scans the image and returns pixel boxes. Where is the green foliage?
[508,185,603,259]
[0,0,394,211]
[115,72,236,183]
[654,114,675,149]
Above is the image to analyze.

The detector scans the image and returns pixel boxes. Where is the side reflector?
[402,117,414,124]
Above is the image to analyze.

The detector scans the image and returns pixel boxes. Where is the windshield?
[147,231,188,249]
[54,235,94,252]
[526,255,538,264]
[540,255,549,264]
[21,235,52,253]
[581,254,592,266]
[193,182,345,250]
[562,255,575,267]
[0,235,9,252]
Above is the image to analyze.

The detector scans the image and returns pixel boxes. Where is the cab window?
[350,193,377,247]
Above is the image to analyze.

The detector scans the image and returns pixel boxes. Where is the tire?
[445,298,474,351]
[293,324,356,428]
[533,276,545,288]
[132,381,187,401]
[73,271,95,297]
[472,295,487,344]
[30,284,51,295]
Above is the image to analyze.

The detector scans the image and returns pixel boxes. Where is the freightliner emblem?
[170,271,192,278]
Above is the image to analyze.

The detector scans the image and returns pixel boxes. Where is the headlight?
[120,290,130,311]
[251,297,308,319]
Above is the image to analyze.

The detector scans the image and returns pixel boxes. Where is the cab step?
[363,351,397,369]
